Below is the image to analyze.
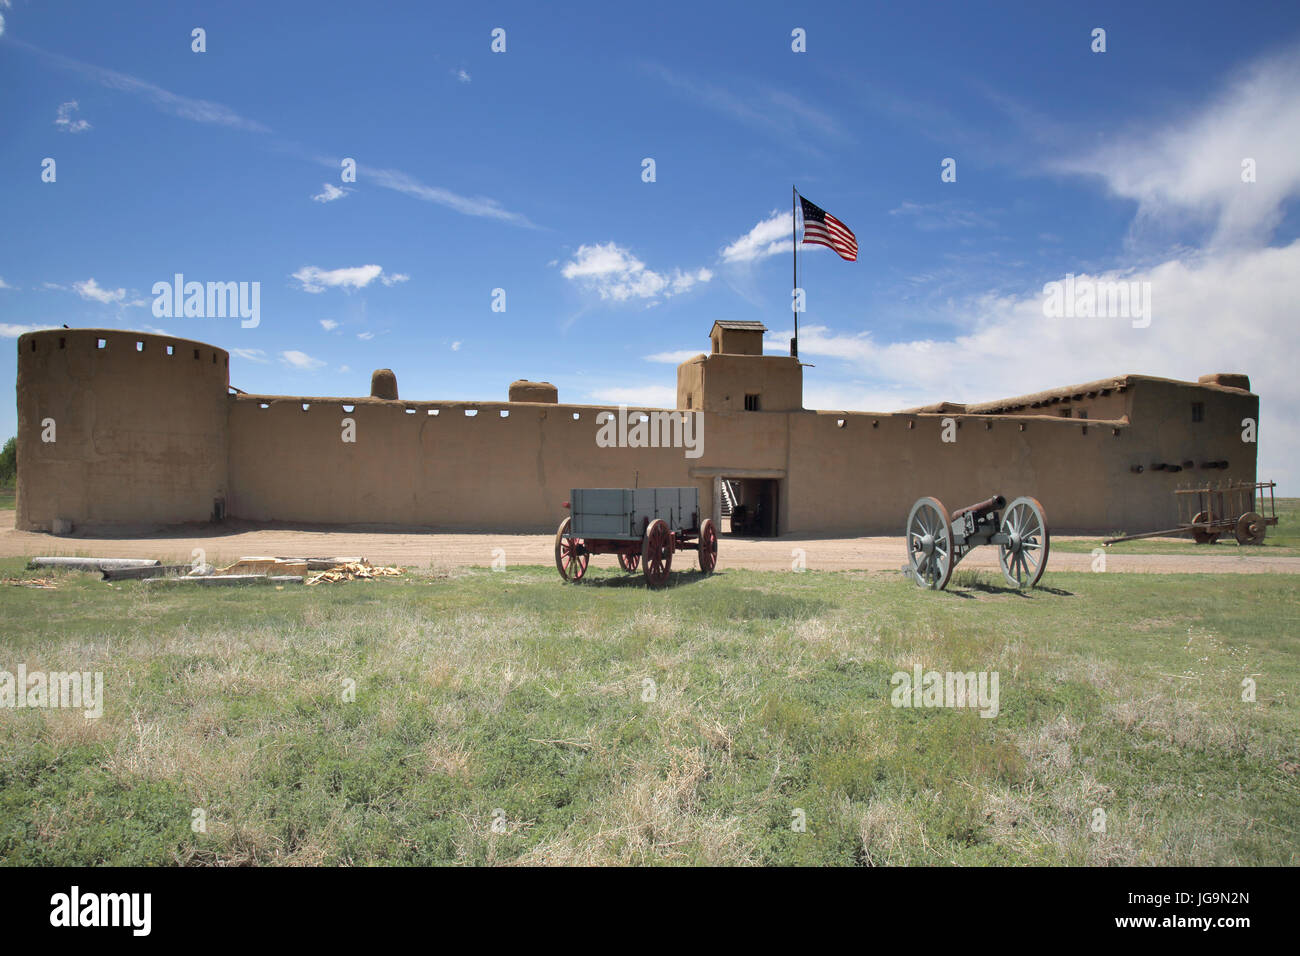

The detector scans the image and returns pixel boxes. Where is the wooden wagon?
[1103,480,1278,546]
[555,487,718,587]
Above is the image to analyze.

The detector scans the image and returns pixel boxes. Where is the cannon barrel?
[949,495,1006,521]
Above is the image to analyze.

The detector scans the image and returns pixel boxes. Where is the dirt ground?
[2,511,1297,575]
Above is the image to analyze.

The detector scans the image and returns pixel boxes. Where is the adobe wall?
[15,329,229,531]
[13,328,1257,538]
[226,397,704,530]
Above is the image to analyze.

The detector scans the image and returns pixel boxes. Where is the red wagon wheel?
[618,551,641,572]
[554,516,588,582]
[698,518,718,574]
[642,519,673,588]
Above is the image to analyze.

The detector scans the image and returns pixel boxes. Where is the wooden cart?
[555,487,717,587]
[1103,480,1278,546]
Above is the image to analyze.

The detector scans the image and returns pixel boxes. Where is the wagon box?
[556,487,716,587]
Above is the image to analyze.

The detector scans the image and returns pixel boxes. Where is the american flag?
[799,195,857,262]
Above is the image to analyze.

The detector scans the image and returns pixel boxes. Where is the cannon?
[555,487,717,588]
[904,494,1049,590]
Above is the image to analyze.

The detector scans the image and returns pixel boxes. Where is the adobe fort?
[13,322,1257,536]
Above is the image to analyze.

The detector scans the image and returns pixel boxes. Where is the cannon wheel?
[998,496,1049,588]
[642,519,673,588]
[906,497,953,590]
[617,551,641,572]
[698,518,718,574]
[554,516,589,582]
[1191,511,1220,545]
[1235,511,1266,546]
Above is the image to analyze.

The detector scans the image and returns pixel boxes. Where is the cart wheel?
[1235,511,1266,546]
[617,552,641,572]
[642,519,673,588]
[1191,511,1220,545]
[906,497,953,590]
[698,518,718,574]
[998,496,1049,588]
[554,516,588,582]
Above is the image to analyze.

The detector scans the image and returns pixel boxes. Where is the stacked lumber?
[305,562,403,586]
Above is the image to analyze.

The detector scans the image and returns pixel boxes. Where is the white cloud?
[768,242,1300,492]
[451,341,461,351]
[645,349,702,364]
[320,319,338,331]
[357,332,374,341]
[339,364,351,373]
[291,264,405,293]
[720,210,792,263]
[312,182,350,203]
[380,272,409,286]
[54,101,91,133]
[0,277,11,290]
[0,13,5,38]
[31,44,269,133]
[454,68,471,83]
[1,323,54,338]
[229,348,269,363]
[1058,44,1300,249]
[561,243,712,302]
[362,164,536,227]
[279,350,325,370]
[586,385,678,408]
[73,278,125,304]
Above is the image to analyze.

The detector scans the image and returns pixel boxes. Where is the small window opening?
[1191,402,1204,423]
[744,393,761,411]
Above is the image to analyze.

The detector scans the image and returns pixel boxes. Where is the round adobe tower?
[15,329,230,531]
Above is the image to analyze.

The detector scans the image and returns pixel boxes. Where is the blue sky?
[2,1,1299,488]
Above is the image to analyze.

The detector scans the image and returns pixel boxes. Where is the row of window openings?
[33,336,226,366]
[256,405,608,422]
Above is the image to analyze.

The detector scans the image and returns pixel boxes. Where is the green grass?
[1052,497,1300,556]
[0,488,13,511]
[0,557,1296,865]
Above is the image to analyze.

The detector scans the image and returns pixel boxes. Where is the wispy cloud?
[453,68,471,84]
[26,42,270,133]
[720,211,792,264]
[312,182,350,203]
[642,61,845,153]
[320,319,339,331]
[229,348,269,363]
[361,164,537,228]
[73,278,125,304]
[644,349,702,364]
[1056,43,1300,249]
[357,332,374,341]
[0,277,12,290]
[888,201,996,231]
[561,242,712,302]
[54,100,91,133]
[291,264,407,293]
[279,350,325,370]
[586,385,678,408]
[1,323,54,338]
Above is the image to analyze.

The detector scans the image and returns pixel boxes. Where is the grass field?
[1052,497,1300,556]
[1,555,1296,866]
[0,489,13,512]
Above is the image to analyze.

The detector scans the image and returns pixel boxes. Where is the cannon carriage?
[905,494,1050,590]
[555,487,717,587]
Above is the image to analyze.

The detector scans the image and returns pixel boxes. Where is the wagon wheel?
[905,497,953,590]
[998,496,1049,588]
[554,516,588,582]
[698,518,718,574]
[1235,511,1266,546]
[642,518,673,588]
[617,551,641,572]
[1191,511,1220,545]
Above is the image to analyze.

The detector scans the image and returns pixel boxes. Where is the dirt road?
[2,512,1297,575]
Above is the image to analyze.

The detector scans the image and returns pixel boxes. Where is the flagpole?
[792,185,798,358]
